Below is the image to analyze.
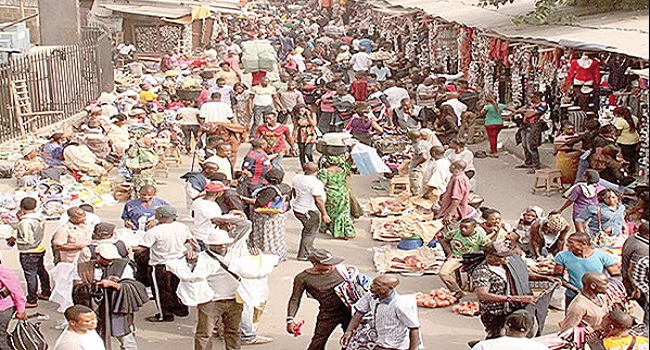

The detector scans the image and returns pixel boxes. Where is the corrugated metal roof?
[99,4,192,19]
[380,0,649,59]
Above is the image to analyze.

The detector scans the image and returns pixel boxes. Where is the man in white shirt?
[471,310,549,350]
[422,146,452,201]
[190,182,228,248]
[342,275,421,350]
[250,77,280,137]
[350,49,372,72]
[209,78,234,106]
[54,305,106,350]
[383,80,410,110]
[138,206,197,322]
[200,92,234,123]
[204,143,234,180]
[194,229,243,350]
[291,162,330,260]
[370,60,391,83]
[441,95,468,126]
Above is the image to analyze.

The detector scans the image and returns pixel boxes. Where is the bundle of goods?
[241,39,278,73]
[415,288,458,308]
[370,212,442,242]
[370,217,403,242]
[114,70,140,86]
[368,51,396,62]
[372,135,410,155]
[529,256,556,275]
[373,245,445,274]
[452,301,480,316]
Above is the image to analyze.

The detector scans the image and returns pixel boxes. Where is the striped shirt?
[633,256,649,297]
[354,292,420,350]
[242,150,271,186]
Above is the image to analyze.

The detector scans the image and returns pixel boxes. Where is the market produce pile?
[452,301,481,316]
[415,288,459,308]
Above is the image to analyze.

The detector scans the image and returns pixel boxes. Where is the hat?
[294,47,304,55]
[205,228,234,245]
[125,89,139,97]
[307,249,343,265]
[483,241,514,257]
[204,181,229,193]
[155,205,178,218]
[94,222,116,236]
[95,243,122,260]
[21,145,39,157]
[165,70,180,77]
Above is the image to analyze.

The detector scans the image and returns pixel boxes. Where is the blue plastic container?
[397,237,424,250]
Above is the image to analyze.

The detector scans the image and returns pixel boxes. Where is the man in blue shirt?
[553,232,621,307]
[121,184,169,230]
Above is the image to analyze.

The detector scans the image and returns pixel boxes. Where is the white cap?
[205,228,234,245]
[95,243,121,260]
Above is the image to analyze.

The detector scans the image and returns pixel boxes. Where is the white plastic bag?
[350,143,390,175]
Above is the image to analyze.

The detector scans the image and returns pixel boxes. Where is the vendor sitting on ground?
[63,140,108,181]
[14,145,47,187]
[438,218,490,298]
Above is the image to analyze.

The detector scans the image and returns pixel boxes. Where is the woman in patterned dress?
[247,169,291,261]
[232,82,252,141]
[318,155,356,239]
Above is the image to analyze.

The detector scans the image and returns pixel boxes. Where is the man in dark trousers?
[286,250,350,350]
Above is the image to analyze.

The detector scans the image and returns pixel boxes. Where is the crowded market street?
[0,142,570,349]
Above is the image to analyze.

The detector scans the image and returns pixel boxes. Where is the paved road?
[0,141,567,349]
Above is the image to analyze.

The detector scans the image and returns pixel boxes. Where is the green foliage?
[479,0,647,24]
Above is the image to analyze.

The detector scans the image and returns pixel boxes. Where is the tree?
[479,0,648,24]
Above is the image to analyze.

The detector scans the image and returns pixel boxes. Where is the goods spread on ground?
[415,288,459,308]
[370,212,443,242]
[365,193,412,216]
[373,245,445,274]
[452,301,481,316]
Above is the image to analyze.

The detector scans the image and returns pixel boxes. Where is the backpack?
[252,185,290,214]
[0,165,13,179]
[8,320,48,350]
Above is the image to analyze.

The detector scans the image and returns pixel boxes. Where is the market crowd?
[0,0,648,349]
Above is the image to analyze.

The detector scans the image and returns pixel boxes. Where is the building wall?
[0,5,39,44]
[38,0,80,45]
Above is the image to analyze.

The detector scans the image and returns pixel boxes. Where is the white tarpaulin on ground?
[378,0,649,59]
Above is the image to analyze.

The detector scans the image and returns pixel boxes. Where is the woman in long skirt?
[318,155,356,239]
[247,169,291,261]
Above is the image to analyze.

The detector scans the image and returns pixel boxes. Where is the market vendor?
[63,140,108,181]
[13,145,47,187]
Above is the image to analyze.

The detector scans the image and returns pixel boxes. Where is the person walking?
[249,77,280,138]
[137,206,197,322]
[0,263,27,350]
[287,250,351,350]
[341,275,421,350]
[291,162,330,260]
[51,207,93,264]
[12,197,50,308]
[552,232,620,307]
[191,228,243,350]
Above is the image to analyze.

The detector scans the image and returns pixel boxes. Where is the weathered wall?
[0,5,39,44]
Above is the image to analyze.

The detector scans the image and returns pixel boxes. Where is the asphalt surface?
[0,139,568,349]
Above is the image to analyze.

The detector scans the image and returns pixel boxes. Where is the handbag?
[593,206,626,247]
[8,320,48,350]
[334,265,370,309]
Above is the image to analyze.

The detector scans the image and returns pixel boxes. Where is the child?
[12,197,50,308]
[438,218,490,298]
